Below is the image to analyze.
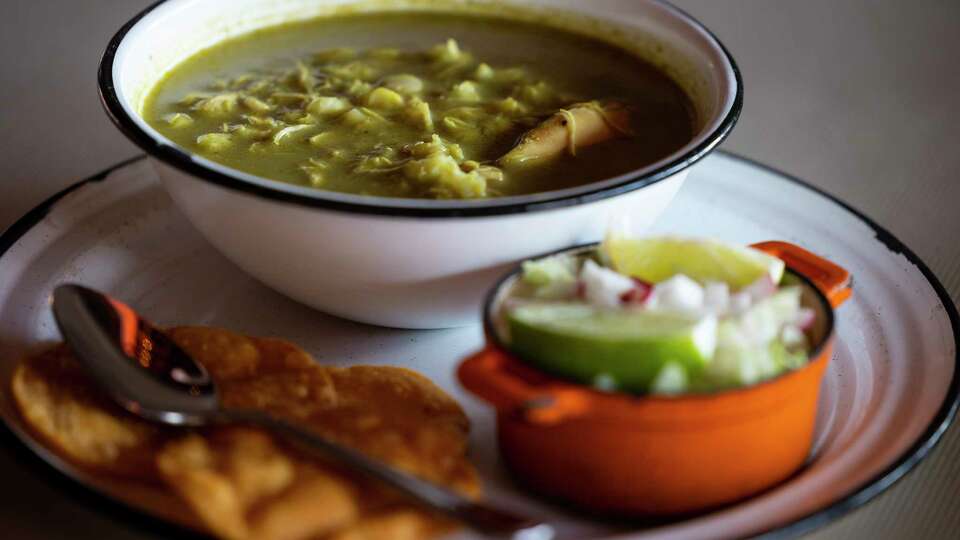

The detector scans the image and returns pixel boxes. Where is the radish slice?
[620,279,653,305]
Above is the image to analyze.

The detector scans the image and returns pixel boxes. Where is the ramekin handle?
[458,347,588,425]
[752,241,852,307]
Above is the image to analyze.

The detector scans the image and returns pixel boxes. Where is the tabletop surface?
[1,1,958,538]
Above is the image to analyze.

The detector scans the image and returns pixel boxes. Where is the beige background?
[1,1,958,538]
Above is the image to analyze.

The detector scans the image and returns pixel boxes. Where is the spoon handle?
[220,409,553,540]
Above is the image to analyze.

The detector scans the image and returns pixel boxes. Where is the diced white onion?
[580,259,635,308]
[703,281,730,314]
[647,274,705,314]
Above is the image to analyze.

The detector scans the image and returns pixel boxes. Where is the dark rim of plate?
[96,0,743,218]
[481,243,837,402]
[0,151,956,539]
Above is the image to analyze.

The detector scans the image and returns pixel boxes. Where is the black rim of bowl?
[96,0,743,218]
[480,242,837,401]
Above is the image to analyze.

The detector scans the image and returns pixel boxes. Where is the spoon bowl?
[52,285,218,426]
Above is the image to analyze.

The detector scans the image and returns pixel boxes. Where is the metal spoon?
[51,284,554,540]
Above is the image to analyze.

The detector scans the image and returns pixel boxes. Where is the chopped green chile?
[144,12,694,199]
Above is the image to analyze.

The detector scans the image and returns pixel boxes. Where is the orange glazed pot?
[458,241,852,516]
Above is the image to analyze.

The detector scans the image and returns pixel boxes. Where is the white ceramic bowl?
[99,0,741,329]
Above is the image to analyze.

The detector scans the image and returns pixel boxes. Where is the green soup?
[144,12,694,199]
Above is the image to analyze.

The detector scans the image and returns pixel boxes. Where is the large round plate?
[0,152,956,539]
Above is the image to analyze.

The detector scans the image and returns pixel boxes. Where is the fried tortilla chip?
[12,326,480,540]
[157,428,359,540]
[11,344,167,480]
[329,509,438,540]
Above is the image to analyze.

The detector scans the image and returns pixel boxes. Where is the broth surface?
[144,12,694,199]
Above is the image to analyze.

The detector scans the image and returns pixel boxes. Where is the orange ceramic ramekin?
[458,241,851,516]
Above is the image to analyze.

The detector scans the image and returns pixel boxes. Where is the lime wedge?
[603,235,785,288]
[506,303,716,392]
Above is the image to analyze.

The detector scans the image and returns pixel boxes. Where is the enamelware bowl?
[98,0,741,328]
[459,241,852,515]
